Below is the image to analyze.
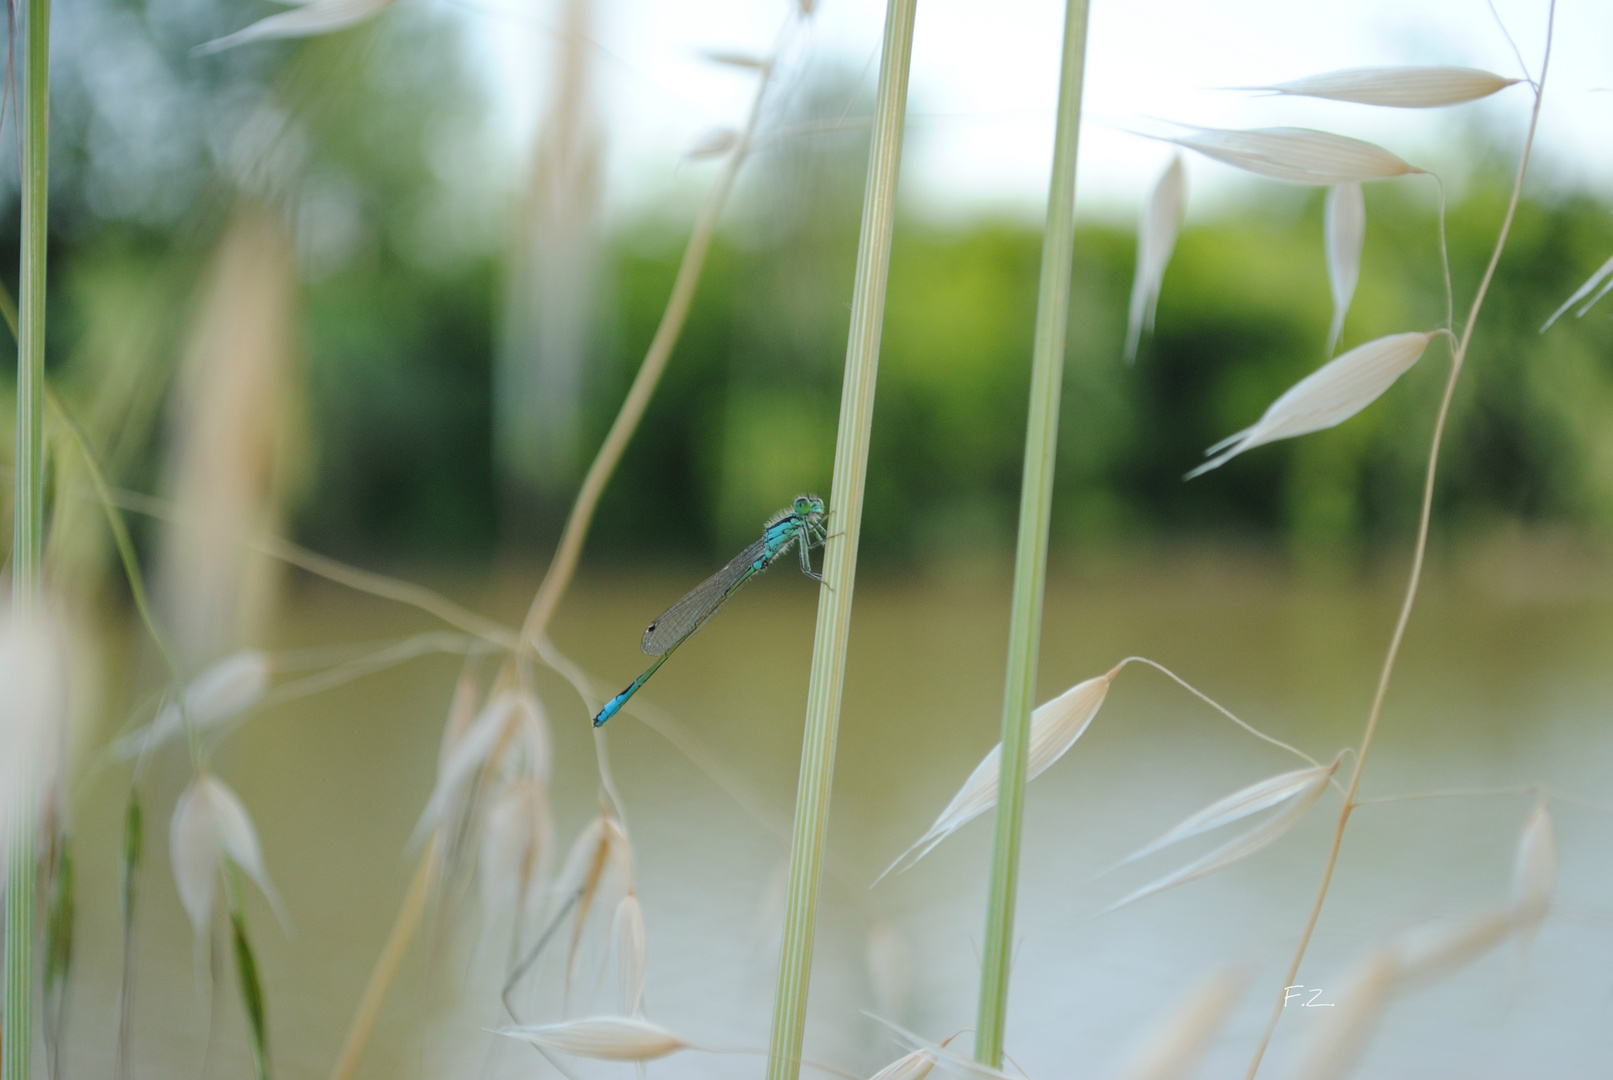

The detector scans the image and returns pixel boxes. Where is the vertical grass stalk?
[764,0,916,1076]
[5,0,52,1072]
[973,0,1090,1066]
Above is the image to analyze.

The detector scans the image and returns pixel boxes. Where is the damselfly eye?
[794,496,810,514]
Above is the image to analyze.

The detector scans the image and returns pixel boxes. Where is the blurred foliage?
[3,14,1611,571]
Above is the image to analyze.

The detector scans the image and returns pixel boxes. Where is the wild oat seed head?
[1251,66,1522,108]
[170,774,283,936]
[1109,968,1245,1080]
[614,893,648,1016]
[1188,331,1435,478]
[193,0,399,54]
[877,674,1111,881]
[116,649,271,759]
[1126,154,1188,362]
[1163,126,1419,185]
[1395,907,1515,987]
[499,1016,687,1061]
[1324,182,1366,357]
[479,777,554,912]
[1283,947,1398,1080]
[868,1048,936,1080]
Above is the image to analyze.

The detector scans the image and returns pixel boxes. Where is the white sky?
[465,0,1613,223]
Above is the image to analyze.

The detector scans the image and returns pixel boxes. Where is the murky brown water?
[60,543,1613,1078]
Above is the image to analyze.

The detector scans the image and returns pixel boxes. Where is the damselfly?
[592,494,828,727]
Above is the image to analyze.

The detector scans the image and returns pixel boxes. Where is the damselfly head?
[794,494,825,519]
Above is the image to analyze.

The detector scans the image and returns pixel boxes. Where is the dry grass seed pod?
[1250,66,1522,108]
[1164,126,1420,185]
[499,1016,687,1061]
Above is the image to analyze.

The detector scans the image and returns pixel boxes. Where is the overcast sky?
[467,0,1611,222]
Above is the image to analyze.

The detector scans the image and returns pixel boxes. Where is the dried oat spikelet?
[1126,155,1187,362]
[479,777,554,914]
[868,1048,936,1080]
[1161,126,1421,185]
[876,674,1112,882]
[1,609,66,870]
[413,686,550,845]
[1541,253,1613,330]
[1188,331,1436,478]
[499,1016,688,1061]
[1109,968,1245,1080]
[1282,946,1398,1080]
[1324,183,1365,357]
[613,893,647,1016]
[1246,66,1522,108]
[170,773,284,937]
[193,0,397,53]
[551,812,635,995]
[1511,800,1556,942]
[1394,906,1515,986]
[1104,755,1339,913]
[114,649,271,759]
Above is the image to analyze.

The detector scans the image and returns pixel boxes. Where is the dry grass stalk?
[1324,183,1365,356]
[1108,968,1245,1080]
[499,1016,688,1061]
[114,649,271,759]
[1247,66,1521,107]
[169,773,282,937]
[877,673,1112,882]
[1125,155,1187,362]
[1188,331,1436,478]
[1161,126,1420,185]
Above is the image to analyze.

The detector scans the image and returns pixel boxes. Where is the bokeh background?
[3,0,1613,1076]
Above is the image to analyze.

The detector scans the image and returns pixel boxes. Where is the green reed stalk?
[973,0,1090,1066]
[764,1,916,1076]
[5,0,52,1072]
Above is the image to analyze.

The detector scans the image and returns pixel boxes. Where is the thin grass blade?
[116,792,143,1078]
[1103,762,1333,912]
[1188,331,1435,478]
[1162,126,1419,185]
[1117,759,1338,867]
[1246,66,1520,107]
[1126,155,1187,362]
[1325,183,1365,356]
[228,897,272,1080]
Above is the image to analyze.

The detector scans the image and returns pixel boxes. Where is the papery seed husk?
[614,894,647,1016]
[479,778,553,911]
[116,649,270,759]
[876,674,1111,881]
[1189,331,1435,478]
[500,1016,686,1060]
[869,1048,936,1080]
[1119,760,1337,866]
[1104,758,1337,912]
[1325,182,1365,356]
[193,0,397,53]
[686,127,740,159]
[1111,968,1246,1080]
[1395,907,1515,987]
[1126,154,1187,362]
[1253,66,1521,108]
[1542,253,1613,330]
[1512,801,1556,932]
[199,776,279,909]
[1283,947,1398,1080]
[170,778,221,935]
[1165,126,1419,185]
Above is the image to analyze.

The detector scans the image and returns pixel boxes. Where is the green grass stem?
[764,1,917,1077]
[974,0,1090,1066]
[5,0,53,1072]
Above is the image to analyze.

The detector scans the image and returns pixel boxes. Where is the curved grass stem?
[1243,10,1554,1074]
